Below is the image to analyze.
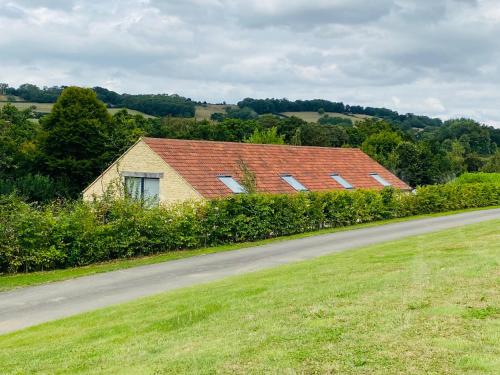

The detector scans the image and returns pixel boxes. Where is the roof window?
[281,175,308,191]
[218,176,246,193]
[331,173,353,189]
[370,173,391,187]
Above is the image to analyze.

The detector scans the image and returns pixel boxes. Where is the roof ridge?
[143,137,360,151]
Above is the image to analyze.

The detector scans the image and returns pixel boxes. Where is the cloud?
[0,0,499,127]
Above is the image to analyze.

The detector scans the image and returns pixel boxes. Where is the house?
[83,137,410,204]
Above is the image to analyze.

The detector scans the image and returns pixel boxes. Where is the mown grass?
[1,220,499,374]
[1,206,498,292]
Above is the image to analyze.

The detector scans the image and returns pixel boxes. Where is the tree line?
[2,84,195,117]
[1,86,499,203]
[238,98,445,129]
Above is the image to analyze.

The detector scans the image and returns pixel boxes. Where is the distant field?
[0,95,23,102]
[0,101,154,118]
[195,104,233,120]
[281,111,371,123]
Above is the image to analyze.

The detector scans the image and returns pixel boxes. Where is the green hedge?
[453,172,500,185]
[1,182,499,274]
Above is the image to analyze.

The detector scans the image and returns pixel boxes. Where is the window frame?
[330,173,354,189]
[124,175,160,204]
[281,174,308,192]
[369,172,391,187]
[217,175,246,194]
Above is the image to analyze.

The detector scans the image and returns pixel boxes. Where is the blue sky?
[1,0,500,127]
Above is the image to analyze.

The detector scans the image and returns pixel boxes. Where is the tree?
[0,104,40,178]
[447,140,466,176]
[225,106,258,120]
[39,87,114,195]
[361,130,402,169]
[0,83,8,95]
[245,127,285,144]
[290,128,302,146]
[237,159,257,193]
[482,151,500,172]
[210,112,225,122]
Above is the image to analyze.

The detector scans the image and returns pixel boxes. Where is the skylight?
[218,176,246,193]
[370,173,391,187]
[281,175,308,191]
[331,173,353,189]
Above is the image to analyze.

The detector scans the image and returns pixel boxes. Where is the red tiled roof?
[143,138,410,198]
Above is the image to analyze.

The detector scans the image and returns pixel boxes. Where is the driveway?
[1,208,499,335]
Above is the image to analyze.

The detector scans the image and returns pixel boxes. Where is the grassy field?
[1,219,499,374]
[195,104,232,120]
[2,207,497,292]
[0,101,154,118]
[281,111,372,123]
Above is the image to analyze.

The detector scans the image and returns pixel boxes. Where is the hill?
[0,101,154,118]
[280,111,371,123]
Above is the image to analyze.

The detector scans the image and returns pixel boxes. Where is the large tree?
[39,87,114,194]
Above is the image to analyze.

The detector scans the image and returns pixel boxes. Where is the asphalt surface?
[1,208,499,335]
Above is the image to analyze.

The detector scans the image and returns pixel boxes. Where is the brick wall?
[83,140,203,204]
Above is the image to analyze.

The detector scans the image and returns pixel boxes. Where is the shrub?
[1,182,499,274]
[453,172,500,185]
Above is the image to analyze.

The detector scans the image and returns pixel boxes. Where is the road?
[1,208,499,335]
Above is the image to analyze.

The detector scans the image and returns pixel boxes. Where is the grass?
[1,220,499,374]
[0,101,153,117]
[194,104,232,120]
[280,111,371,123]
[0,206,498,293]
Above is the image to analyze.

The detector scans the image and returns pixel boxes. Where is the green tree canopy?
[39,87,114,194]
[245,127,285,144]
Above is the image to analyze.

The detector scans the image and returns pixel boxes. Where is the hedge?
[453,172,500,185]
[1,182,499,274]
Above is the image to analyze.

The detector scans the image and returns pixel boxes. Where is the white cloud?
[0,0,499,127]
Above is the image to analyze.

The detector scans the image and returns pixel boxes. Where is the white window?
[331,173,353,189]
[370,173,391,187]
[281,175,308,191]
[125,176,160,204]
[218,176,246,193]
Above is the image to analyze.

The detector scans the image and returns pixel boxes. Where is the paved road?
[1,208,499,335]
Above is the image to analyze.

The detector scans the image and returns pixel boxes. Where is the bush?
[453,172,500,185]
[1,183,499,274]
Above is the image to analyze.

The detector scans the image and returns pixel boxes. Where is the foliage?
[482,151,500,172]
[237,159,257,194]
[5,84,195,117]
[245,127,285,144]
[225,106,258,120]
[361,130,402,169]
[3,85,500,199]
[1,182,499,274]
[318,115,353,126]
[7,84,63,103]
[2,220,498,374]
[38,87,116,194]
[453,172,500,184]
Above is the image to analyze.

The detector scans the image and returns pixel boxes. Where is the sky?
[1,0,500,127]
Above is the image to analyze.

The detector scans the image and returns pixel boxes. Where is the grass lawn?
[1,220,499,374]
[1,207,498,292]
